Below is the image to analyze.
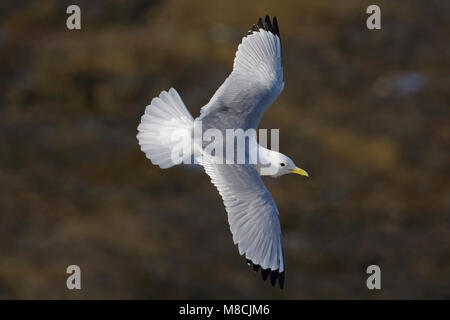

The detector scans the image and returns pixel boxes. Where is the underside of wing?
[199,16,284,131]
[202,158,285,288]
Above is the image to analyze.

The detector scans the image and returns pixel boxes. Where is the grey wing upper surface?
[198,16,284,132]
[199,16,286,288]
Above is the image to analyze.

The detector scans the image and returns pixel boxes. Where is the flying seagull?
[137,15,308,289]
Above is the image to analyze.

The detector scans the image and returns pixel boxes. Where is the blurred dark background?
[0,0,449,299]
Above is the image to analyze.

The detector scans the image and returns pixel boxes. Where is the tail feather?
[137,88,194,169]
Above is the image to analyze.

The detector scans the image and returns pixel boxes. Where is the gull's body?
[137,16,308,289]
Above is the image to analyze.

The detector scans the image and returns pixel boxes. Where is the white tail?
[137,88,194,169]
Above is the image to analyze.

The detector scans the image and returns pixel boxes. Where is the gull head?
[259,148,309,178]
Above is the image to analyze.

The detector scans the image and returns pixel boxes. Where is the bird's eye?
[280,163,285,167]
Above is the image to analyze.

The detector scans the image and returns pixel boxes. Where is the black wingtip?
[261,268,270,281]
[273,16,280,38]
[248,15,280,38]
[269,270,278,286]
[257,17,264,29]
[278,272,285,289]
[264,15,273,32]
[246,258,284,289]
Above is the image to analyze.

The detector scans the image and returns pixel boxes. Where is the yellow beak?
[290,167,309,177]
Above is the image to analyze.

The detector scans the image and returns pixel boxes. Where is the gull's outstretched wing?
[199,16,284,131]
[202,159,285,288]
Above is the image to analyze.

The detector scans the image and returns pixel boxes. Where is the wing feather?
[201,158,285,288]
[199,16,284,132]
